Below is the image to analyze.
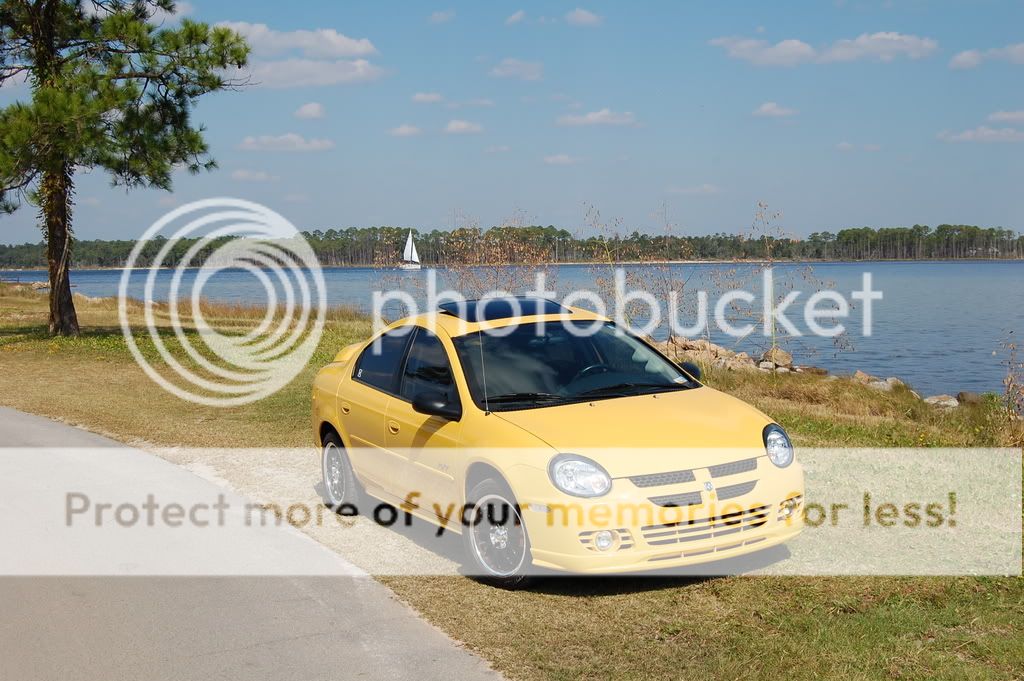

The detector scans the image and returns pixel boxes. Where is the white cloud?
[949,50,983,69]
[753,101,798,117]
[247,58,384,88]
[939,126,1024,143]
[484,145,511,153]
[219,22,376,58]
[710,37,816,67]
[238,133,335,151]
[506,10,525,25]
[711,32,937,67]
[428,9,455,24]
[668,183,721,196]
[543,153,581,165]
[819,32,937,62]
[489,58,543,81]
[557,108,637,126]
[836,141,856,151]
[989,110,1024,123]
[412,92,443,103]
[389,124,422,137]
[565,8,602,27]
[231,169,278,182]
[445,119,483,134]
[293,102,325,119]
[950,43,1024,69]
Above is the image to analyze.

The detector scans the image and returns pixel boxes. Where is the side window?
[353,329,411,393]
[401,329,458,404]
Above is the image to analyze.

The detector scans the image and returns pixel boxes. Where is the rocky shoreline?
[652,336,981,410]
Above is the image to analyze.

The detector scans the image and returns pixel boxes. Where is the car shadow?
[528,544,792,596]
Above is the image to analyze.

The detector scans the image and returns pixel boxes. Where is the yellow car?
[312,298,803,586]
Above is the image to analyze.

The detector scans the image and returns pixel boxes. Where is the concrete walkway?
[0,407,501,681]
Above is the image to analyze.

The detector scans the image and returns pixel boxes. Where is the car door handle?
[340,402,351,415]
[387,420,400,435]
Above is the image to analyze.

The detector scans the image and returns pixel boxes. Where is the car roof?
[384,297,609,338]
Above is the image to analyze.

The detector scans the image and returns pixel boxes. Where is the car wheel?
[321,432,360,512]
[463,478,534,589]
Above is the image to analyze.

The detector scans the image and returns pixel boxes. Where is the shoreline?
[3,257,1024,273]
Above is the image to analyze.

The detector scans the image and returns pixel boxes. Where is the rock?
[852,370,874,384]
[758,361,775,370]
[775,367,791,374]
[824,375,840,382]
[867,380,893,391]
[910,390,922,400]
[799,366,829,376]
[885,377,905,389]
[924,395,959,409]
[30,281,49,290]
[760,347,793,368]
[956,391,983,405]
[728,359,758,373]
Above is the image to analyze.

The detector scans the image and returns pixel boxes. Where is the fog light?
[781,499,798,518]
[593,530,615,551]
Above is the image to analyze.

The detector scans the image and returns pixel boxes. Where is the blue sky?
[2,0,1023,244]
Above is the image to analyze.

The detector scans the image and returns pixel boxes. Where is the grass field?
[1,283,1022,680]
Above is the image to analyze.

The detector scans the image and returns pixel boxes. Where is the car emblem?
[704,482,714,492]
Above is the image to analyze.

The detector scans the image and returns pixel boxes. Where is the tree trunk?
[40,165,79,336]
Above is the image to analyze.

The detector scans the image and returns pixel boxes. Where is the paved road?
[0,407,501,681]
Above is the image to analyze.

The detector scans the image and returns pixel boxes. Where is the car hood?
[494,387,773,477]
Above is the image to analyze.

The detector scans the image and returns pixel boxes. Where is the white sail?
[402,230,420,263]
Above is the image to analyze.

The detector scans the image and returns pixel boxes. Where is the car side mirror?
[680,361,702,382]
[412,390,462,421]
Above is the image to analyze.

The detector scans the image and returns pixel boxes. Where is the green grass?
[2,282,1022,680]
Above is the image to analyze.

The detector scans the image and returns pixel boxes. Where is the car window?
[353,328,411,394]
[452,321,694,410]
[400,328,459,404]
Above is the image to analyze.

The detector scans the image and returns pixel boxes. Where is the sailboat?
[399,229,421,270]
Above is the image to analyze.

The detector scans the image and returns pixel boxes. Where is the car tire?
[320,432,360,513]
[462,478,534,589]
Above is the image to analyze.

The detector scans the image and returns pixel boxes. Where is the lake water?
[3,261,1021,397]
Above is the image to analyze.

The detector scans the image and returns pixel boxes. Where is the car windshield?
[451,321,698,411]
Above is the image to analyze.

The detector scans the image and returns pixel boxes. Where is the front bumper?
[519,459,804,574]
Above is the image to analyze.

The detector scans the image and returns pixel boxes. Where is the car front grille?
[715,480,757,500]
[648,490,703,507]
[640,504,771,546]
[628,469,696,488]
[708,457,757,478]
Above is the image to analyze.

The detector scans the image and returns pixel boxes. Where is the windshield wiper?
[579,382,687,397]
[485,391,567,404]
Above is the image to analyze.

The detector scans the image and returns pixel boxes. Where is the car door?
[385,327,463,519]
[342,328,413,499]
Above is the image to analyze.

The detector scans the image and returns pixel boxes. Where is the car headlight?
[763,424,794,468]
[548,454,612,498]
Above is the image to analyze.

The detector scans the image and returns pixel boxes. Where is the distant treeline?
[1,223,1022,268]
